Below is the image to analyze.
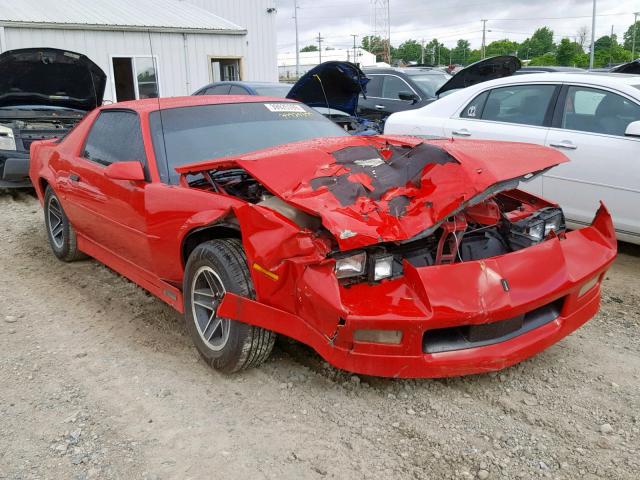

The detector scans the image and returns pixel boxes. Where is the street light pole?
[481,19,487,59]
[633,12,639,59]
[293,0,299,78]
[589,0,596,69]
[351,34,358,65]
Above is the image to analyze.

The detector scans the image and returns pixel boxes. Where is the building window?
[112,56,160,102]
[210,57,241,82]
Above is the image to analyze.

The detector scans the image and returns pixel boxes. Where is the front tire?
[44,186,86,262]
[184,239,276,373]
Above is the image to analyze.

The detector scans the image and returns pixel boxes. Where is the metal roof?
[0,0,246,34]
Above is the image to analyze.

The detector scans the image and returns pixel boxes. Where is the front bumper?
[219,204,617,378]
[0,150,31,187]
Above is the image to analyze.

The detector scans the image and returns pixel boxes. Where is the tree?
[520,27,555,58]
[529,52,557,66]
[623,21,640,52]
[450,39,471,65]
[576,25,589,50]
[485,39,519,57]
[594,34,632,67]
[395,39,422,63]
[556,38,583,66]
[424,39,449,66]
[361,35,389,62]
[300,45,318,52]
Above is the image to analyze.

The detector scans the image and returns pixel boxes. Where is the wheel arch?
[181,222,242,267]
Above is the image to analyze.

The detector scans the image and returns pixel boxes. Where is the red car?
[30,95,617,378]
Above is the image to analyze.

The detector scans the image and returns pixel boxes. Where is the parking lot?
[0,190,638,479]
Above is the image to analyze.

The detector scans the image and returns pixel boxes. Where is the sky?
[274,0,640,54]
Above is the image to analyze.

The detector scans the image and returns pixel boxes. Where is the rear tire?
[183,239,276,373]
[44,186,86,262]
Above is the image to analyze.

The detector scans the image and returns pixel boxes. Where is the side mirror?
[104,161,146,182]
[624,120,640,138]
[398,91,419,103]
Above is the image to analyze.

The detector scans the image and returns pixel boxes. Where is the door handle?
[452,129,472,137]
[375,104,386,110]
[549,141,577,150]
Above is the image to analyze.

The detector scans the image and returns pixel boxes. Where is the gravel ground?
[0,190,638,480]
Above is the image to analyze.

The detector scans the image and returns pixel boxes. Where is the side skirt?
[77,234,184,313]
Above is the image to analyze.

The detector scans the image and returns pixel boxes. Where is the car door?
[443,83,560,195]
[62,109,153,269]
[358,74,383,119]
[359,74,420,121]
[544,84,640,240]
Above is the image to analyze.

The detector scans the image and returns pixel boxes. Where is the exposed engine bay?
[0,115,80,152]
[190,167,566,285]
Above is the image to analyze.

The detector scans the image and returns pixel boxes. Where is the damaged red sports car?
[30,96,617,378]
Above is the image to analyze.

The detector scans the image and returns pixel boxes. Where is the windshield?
[407,73,450,97]
[253,85,292,97]
[150,102,348,183]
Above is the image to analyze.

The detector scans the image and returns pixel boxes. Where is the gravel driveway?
[1,191,638,480]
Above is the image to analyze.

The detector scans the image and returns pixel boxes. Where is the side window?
[461,91,489,119]
[562,86,640,136]
[229,85,249,95]
[382,75,412,100]
[481,84,556,127]
[83,111,146,166]
[363,75,382,97]
[204,85,231,95]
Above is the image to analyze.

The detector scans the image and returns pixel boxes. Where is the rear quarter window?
[461,91,489,118]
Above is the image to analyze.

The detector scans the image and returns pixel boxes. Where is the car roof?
[103,95,297,113]
[464,71,640,89]
[363,67,446,75]
[198,81,288,88]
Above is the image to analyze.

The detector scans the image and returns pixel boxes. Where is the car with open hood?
[358,56,521,123]
[0,48,106,187]
[29,95,616,378]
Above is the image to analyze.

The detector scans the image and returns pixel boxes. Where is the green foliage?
[520,27,555,59]
[556,38,583,66]
[529,53,558,66]
[485,39,519,57]
[623,21,640,52]
[300,45,318,52]
[396,39,422,62]
[593,34,633,67]
[361,35,390,62]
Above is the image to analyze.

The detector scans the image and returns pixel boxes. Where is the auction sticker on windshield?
[264,103,307,113]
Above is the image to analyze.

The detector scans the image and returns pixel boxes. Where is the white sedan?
[384,72,640,244]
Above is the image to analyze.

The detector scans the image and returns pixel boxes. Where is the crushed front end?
[180,136,617,378]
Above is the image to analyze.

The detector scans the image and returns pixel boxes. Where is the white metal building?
[0,0,278,102]
[278,48,377,79]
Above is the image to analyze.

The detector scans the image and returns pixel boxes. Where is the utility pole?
[386,0,391,64]
[633,12,639,59]
[293,0,300,78]
[421,38,425,64]
[351,34,358,65]
[609,24,614,67]
[481,19,487,59]
[589,0,596,69]
[316,32,324,64]
[438,43,441,66]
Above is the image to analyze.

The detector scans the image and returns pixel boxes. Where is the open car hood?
[286,61,369,116]
[177,137,567,250]
[435,55,521,96]
[610,59,640,74]
[0,48,106,110]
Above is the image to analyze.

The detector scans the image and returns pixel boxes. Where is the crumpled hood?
[177,136,567,250]
[286,61,369,116]
[0,48,106,110]
[435,55,521,96]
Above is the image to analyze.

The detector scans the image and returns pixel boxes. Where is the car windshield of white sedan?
[150,102,348,183]
[407,73,450,97]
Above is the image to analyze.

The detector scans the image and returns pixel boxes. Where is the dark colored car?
[359,56,521,122]
[192,81,292,98]
[609,59,640,74]
[0,48,106,187]
[358,67,451,121]
[513,66,585,75]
